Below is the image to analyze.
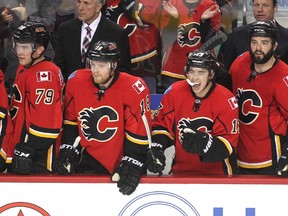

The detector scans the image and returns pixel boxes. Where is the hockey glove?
[147,143,166,174]
[277,152,288,176]
[12,143,35,174]
[53,144,80,175]
[119,0,137,17]
[111,156,144,195]
[0,155,6,173]
[182,128,214,156]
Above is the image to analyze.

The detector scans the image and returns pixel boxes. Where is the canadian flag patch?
[228,96,238,110]
[283,76,288,87]
[132,79,145,94]
[36,71,52,82]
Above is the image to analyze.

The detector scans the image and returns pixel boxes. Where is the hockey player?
[230,20,288,175]
[0,69,13,172]
[10,21,65,174]
[54,41,150,195]
[147,50,239,175]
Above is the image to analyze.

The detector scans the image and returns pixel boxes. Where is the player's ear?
[273,41,278,51]
[111,62,117,69]
[35,45,45,56]
[209,70,215,80]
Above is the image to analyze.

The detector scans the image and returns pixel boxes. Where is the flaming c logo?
[0,202,50,215]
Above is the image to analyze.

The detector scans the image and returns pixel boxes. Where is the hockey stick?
[112,112,163,181]
[73,136,81,148]
[141,112,164,175]
[198,30,228,52]
[63,136,81,173]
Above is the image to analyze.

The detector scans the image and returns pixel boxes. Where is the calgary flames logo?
[78,106,119,142]
[177,22,201,47]
[178,118,213,142]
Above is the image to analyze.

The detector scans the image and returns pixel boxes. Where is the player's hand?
[181,128,214,155]
[147,143,166,174]
[1,7,13,23]
[53,144,80,175]
[12,143,35,174]
[111,156,144,195]
[277,154,288,176]
[201,4,220,21]
[11,4,27,22]
[162,1,179,19]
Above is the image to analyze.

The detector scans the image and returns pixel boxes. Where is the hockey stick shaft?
[141,112,163,167]
[198,30,228,52]
[73,136,81,148]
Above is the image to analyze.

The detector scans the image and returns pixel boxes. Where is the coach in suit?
[53,0,131,81]
[221,0,288,70]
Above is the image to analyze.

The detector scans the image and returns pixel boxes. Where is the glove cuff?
[14,143,35,158]
[121,155,144,171]
[120,0,137,14]
[58,144,80,164]
[151,142,165,151]
[60,144,80,155]
[202,133,213,154]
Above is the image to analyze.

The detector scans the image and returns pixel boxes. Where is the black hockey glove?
[119,0,137,18]
[147,143,166,174]
[277,148,288,177]
[111,156,144,195]
[53,144,80,175]
[0,155,6,173]
[181,128,214,156]
[12,143,35,174]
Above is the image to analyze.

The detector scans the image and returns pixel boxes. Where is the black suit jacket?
[222,22,288,70]
[53,15,131,80]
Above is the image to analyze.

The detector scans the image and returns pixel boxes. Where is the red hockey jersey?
[0,70,8,147]
[9,61,64,170]
[106,0,162,77]
[63,70,150,173]
[152,80,239,175]
[161,0,221,79]
[0,70,13,166]
[230,52,288,169]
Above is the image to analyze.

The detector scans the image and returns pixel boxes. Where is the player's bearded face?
[249,37,275,64]
[90,60,115,84]
[186,67,214,98]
